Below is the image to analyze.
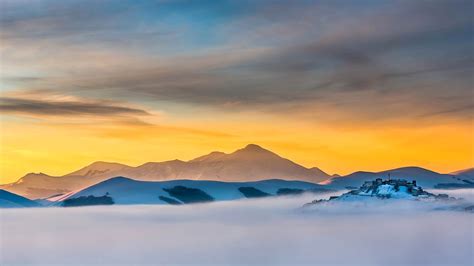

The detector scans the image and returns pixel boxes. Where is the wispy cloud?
[0,89,153,127]
[0,0,472,124]
[0,97,149,117]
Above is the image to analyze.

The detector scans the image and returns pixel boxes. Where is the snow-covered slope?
[60,177,329,205]
[115,144,329,182]
[1,144,330,199]
[0,189,40,208]
[321,167,469,189]
[65,161,132,178]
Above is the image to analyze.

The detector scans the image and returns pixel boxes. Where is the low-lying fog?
[1,190,473,266]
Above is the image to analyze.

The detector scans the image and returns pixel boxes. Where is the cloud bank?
[1,193,472,266]
[0,97,149,117]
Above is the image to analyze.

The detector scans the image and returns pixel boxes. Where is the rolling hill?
[0,189,40,208]
[55,177,330,206]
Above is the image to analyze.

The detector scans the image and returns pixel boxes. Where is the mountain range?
[0,144,330,199]
[0,144,472,201]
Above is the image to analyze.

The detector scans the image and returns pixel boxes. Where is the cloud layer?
[1,193,473,265]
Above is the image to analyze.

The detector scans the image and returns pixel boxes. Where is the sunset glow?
[1,0,472,184]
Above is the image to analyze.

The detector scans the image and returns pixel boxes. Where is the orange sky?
[1,1,473,184]
[1,110,472,184]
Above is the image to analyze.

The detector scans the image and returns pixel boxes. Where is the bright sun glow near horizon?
[0,0,473,184]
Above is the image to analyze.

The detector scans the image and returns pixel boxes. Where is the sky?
[0,0,473,183]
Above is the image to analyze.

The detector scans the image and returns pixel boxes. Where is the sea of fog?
[1,190,473,266]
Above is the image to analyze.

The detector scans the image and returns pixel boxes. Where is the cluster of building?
[304,177,458,208]
[357,178,424,196]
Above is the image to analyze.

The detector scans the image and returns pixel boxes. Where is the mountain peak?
[102,176,135,183]
[234,144,274,154]
[381,166,439,175]
[65,161,131,177]
[190,144,274,163]
[224,144,287,163]
[24,172,49,177]
[242,144,265,151]
[1,172,50,186]
[231,144,278,158]
[86,161,129,168]
[15,172,52,183]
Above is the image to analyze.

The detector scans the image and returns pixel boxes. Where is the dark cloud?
[0,97,150,117]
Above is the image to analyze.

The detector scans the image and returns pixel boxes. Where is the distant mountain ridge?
[321,166,474,189]
[1,144,330,199]
[450,168,474,179]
